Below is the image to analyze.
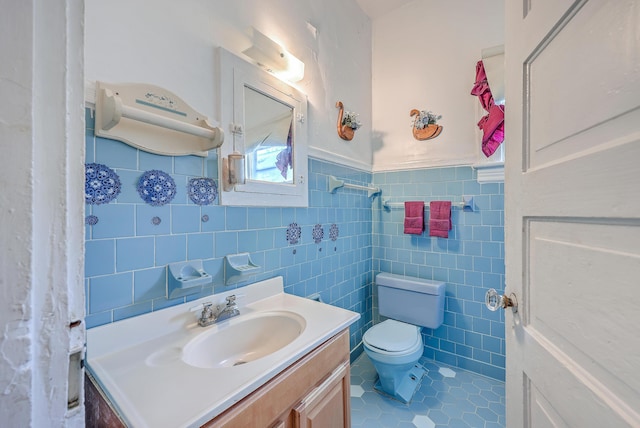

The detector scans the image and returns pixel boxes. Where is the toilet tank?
[376,272,445,329]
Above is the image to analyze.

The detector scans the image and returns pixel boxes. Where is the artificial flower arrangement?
[410,108,443,140]
[336,101,361,141]
[341,110,362,130]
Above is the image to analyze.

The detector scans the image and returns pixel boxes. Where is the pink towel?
[471,60,505,157]
[404,201,424,235]
[429,201,452,238]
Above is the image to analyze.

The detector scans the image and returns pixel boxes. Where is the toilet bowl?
[364,273,445,403]
[363,319,426,402]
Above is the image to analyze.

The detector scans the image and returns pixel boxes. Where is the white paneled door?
[505,0,640,427]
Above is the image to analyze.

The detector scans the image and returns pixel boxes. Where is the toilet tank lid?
[376,272,445,295]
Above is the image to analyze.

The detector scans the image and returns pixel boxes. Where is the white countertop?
[86,277,359,428]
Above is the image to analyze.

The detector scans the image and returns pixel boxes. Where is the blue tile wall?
[372,167,505,381]
[84,109,505,380]
[84,109,373,357]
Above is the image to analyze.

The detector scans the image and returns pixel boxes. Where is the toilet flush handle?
[485,288,518,313]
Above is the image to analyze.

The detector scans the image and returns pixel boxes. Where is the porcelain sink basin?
[86,277,360,427]
[181,311,306,369]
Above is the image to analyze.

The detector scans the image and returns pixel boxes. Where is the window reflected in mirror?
[244,86,294,184]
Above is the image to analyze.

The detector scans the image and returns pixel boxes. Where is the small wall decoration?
[151,216,162,225]
[85,215,99,226]
[286,222,302,245]
[85,163,121,205]
[201,214,210,223]
[312,224,324,244]
[188,178,217,205]
[329,224,339,241]
[137,170,176,206]
[336,101,361,141]
[410,109,443,141]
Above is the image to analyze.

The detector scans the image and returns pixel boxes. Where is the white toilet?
[363,272,445,403]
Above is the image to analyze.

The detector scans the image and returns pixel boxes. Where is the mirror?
[217,47,308,207]
[243,86,294,184]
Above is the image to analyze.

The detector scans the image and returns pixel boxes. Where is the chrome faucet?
[197,295,240,327]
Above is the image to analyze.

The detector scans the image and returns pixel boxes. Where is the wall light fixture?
[242,27,305,83]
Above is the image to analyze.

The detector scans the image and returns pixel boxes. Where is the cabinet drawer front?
[205,329,350,428]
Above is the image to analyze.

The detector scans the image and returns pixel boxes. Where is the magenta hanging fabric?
[275,121,293,179]
[471,60,504,157]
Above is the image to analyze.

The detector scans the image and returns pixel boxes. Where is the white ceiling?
[355,0,417,19]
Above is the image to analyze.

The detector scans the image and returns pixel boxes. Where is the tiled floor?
[350,353,505,428]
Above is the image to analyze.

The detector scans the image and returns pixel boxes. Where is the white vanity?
[85,277,359,427]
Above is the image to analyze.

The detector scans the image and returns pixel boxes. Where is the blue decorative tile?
[85,163,121,205]
[312,224,324,244]
[187,178,217,205]
[137,170,177,206]
[286,223,302,245]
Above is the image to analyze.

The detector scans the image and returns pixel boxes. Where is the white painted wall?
[371,0,504,171]
[0,0,85,425]
[85,0,373,170]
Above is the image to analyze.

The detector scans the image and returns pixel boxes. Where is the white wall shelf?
[94,81,224,157]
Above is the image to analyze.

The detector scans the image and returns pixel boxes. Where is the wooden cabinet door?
[292,361,350,428]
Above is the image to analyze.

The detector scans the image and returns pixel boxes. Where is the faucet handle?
[225,295,236,305]
[189,301,212,313]
[200,302,213,316]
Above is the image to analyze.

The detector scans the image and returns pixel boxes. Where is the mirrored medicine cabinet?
[216,47,308,207]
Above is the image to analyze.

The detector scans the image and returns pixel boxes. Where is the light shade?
[242,28,305,83]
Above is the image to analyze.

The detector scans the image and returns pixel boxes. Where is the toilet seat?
[363,320,421,355]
